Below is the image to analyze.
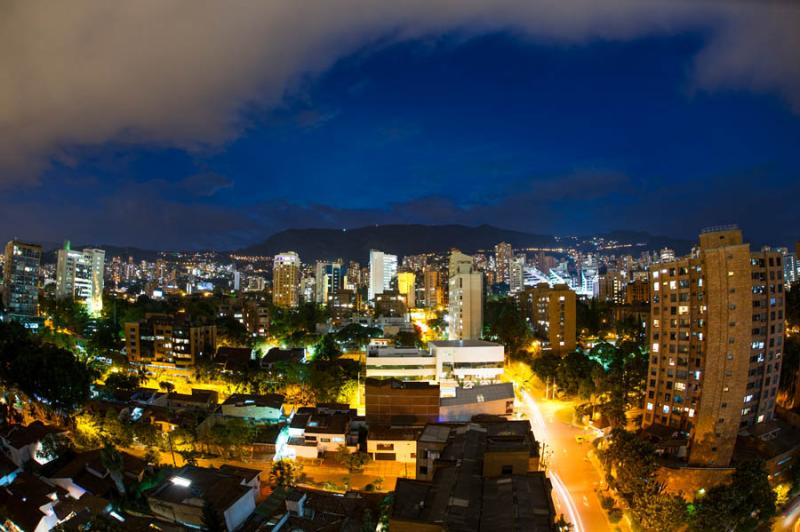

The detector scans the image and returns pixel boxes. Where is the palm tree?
[100,443,126,497]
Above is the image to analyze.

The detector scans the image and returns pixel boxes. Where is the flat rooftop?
[429,340,501,348]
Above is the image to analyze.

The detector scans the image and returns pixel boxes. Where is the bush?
[608,508,623,524]
[600,495,615,510]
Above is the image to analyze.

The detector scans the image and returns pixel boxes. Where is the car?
[575,435,586,444]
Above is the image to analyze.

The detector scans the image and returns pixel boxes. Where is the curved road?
[517,388,615,532]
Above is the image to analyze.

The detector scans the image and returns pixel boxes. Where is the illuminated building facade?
[447,251,483,340]
[272,252,301,308]
[55,241,105,316]
[518,283,576,355]
[125,313,217,367]
[368,249,397,301]
[397,271,416,308]
[2,239,42,324]
[494,241,512,285]
[642,227,785,467]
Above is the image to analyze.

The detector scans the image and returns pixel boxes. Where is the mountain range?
[237,224,693,262]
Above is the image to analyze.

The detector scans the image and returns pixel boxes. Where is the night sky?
[1,2,799,250]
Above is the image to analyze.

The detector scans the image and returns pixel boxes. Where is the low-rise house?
[287,405,357,459]
[438,383,515,422]
[0,421,64,467]
[147,465,257,531]
[47,449,148,500]
[367,426,420,463]
[220,393,285,423]
[151,389,219,411]
[0,472,62,532]
[260,347,305,370]
[214,346,255,374]
[264,488,383,531]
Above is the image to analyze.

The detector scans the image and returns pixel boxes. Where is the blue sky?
[1,3,799,249]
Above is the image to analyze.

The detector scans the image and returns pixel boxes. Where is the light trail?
[551,470,585,532]
[519,388,584,532]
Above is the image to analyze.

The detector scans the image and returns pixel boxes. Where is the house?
[0,421,64,467]
[46,449,148,500]
[220,393,285,422]
[263,488,384,531]
[0,472,62,532]
[260,347,305,370]
[367,426,420,464]
[150,388,219,411]
[438,383,515,422]
[214,346,255,374]
[147,465,257,531]
[287,405,357,459]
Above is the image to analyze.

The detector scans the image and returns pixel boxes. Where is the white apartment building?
[55,242,105,316]
[369,249,398,301]
[448,251,484,340]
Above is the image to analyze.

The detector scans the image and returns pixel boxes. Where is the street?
[516,387,614,532]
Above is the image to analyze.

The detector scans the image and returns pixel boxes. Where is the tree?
[269,459,303,489]
[103,372,142,396]
[314,334,342,363]
[484,298,531,355]
[159,381,176,394]
[631,490,687,531]
[36,432,73,463]
[100,443,126,497]
[690,459,776,531]
[531,352,561,382]
[335,444,372,472]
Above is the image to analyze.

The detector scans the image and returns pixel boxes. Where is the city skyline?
[1,2,799,249]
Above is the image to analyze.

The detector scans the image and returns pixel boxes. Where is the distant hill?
[238,224,693,262]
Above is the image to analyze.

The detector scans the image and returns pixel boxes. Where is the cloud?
[1,1,799,185]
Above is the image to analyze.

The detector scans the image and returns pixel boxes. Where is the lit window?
[652,343,659,353]
[646,402,654,411]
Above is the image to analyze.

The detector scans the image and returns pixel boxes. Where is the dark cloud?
[1,0,799,186]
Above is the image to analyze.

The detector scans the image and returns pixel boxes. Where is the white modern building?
[447,251,483,340]
[365,346,437,382]
[429,340,505,396]
[55,242,105,316]
[368,249,398,301]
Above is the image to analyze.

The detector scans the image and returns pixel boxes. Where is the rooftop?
[148,465,252,512]
[429,340,502,348]
[440,383,514,407]
[222,393,285,409]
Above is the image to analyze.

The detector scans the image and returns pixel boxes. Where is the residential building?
[625,277,651,305]
[509,255,525,294]
[374,290,407,318]
[0,421,64,468]
[397,271,416,308]
[287,405,357,459]
[368,249,397,301]
[597,268,624,303]
[365,378,440,426]
[438,382,515,422]
[55,241,105,316]
[447,251,483,340]
[367,426,421,463]
[392,420,552,531]
[429,340,504,396]
[495,241,513,285]
[2,239,42,324]
[124,313,217,367]
[423,269,443,308]
[147,465,257,530]
[273,252,301,308]
[270,488,384,531]
[314,260,343,305]
[642,227,786,467]
[518,283,576,355]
